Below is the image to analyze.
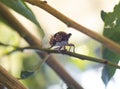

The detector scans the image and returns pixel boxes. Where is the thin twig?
[13,47,120,69]
[0,42,120,69]
[25,0,120,55]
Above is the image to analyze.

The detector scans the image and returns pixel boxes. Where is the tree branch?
[0,2,83,89]
[24,0,120,55]
[0,65,27,89]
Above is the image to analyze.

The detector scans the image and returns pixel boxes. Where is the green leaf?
[0,0,44,37]
[101,10,107,22]
[101,49,120,85]
[101,2,120,86]
[20,71,34,79]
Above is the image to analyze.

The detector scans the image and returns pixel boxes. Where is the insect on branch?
[49,31,75,52]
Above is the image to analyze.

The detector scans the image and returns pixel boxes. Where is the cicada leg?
[67,43,75,52]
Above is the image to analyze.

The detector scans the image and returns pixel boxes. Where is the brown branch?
[0,2,83,89]
[0,65,27,89]
[25,0,120,55]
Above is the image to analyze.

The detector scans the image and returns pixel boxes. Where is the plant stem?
[5,45,120,69]
[0,41,119,70]
[25,0,120,55]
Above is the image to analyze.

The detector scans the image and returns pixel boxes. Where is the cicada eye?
[68,33,72,35]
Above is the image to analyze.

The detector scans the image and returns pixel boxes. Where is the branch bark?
[0,2,83,89]
[25,0,120,55]
[0,65,27,89]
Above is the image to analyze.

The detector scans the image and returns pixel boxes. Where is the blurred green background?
[0,0,119,89]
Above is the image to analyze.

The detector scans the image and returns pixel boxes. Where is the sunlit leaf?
[101,2,120,86]
[0,20,20,56]
[22,53,41,72]
[0,0,44,37]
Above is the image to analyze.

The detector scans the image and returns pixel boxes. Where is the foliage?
[0,0,44,37]
[0,0,120,89]
[20,71,34,79]
[101,2,120,86]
